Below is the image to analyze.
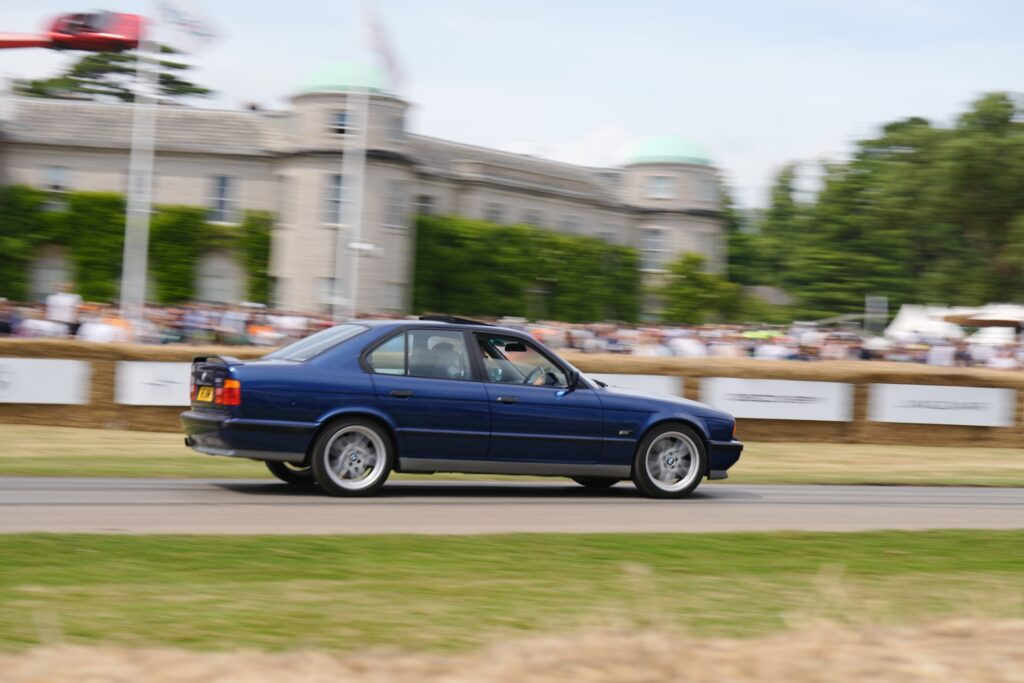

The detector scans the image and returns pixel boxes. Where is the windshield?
[263,324,368,362]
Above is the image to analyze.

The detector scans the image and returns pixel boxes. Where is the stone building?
[0,63,725,315]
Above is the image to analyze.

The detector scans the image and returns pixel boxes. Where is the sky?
[1,0,1021,207]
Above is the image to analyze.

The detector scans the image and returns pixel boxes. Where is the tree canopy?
[16,45,213,103]
[731,92,1024,319]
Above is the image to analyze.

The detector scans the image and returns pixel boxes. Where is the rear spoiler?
[191,355,245,366]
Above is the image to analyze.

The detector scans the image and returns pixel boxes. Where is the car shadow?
[214,479,757,501]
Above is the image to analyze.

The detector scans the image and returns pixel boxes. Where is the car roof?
[355,319,525,336]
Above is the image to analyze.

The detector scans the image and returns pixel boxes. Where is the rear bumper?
[180,411,314,464]
[708,439,743,477]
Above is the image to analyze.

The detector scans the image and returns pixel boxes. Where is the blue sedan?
[180,317,742,498]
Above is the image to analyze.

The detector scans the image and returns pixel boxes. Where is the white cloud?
[499,125,637,169]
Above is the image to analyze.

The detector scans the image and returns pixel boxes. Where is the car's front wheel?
[265,460,316,485]
[311,418,393,497]
[631,424,706,499]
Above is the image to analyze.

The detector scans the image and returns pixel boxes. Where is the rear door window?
[367,333,407,375]
[407,330,471,380]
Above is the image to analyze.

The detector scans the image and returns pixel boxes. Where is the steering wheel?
[523,366,546,386]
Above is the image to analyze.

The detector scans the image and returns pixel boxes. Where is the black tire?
[571,476,620,489]
[311,418,393,497]
[265,460,316,485]
[631,423,707,499]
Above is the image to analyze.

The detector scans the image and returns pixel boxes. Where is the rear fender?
[306,407,402,467]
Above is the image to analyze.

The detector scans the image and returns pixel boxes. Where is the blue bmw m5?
[181,317,742,498]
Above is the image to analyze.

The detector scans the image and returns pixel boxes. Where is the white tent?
[885,305,964,341]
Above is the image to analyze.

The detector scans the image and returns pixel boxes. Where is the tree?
[17,45,213,103]
[660,253,739,324]
[744,92,1024,318]
[412,215,641,322]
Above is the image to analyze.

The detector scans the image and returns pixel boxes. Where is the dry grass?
[731,441,1024,486]
[1,424,1023,485]
[2,619,1022,682]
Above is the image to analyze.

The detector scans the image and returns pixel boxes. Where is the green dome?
[629,135,710,166]
[300,62,390,95]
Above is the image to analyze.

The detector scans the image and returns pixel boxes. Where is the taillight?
[220,379,241,406]
[190,376,197,401]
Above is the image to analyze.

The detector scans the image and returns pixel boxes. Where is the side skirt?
[398,458,630,479]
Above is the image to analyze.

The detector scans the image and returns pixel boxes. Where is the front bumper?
[708,439,743,478]
[180,410,313,463]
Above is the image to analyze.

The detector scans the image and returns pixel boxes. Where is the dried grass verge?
[2,619,1023,683]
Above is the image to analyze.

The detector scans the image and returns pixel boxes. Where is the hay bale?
[3,343,1023,443]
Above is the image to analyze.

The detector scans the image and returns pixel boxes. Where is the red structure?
[0,11,141,52]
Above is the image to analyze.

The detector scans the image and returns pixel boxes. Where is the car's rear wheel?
[631,424,706,499]
[571,476,620,489]
[311,418,393,497]
[265,460,316,485]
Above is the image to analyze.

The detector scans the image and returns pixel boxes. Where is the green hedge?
[413,215,640,322]
[0,185,273,304]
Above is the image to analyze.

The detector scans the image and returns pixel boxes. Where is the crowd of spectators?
[0,289,338,347]
[3,290,1023,369]
[508,319,1024,370]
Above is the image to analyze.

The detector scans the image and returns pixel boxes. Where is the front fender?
[639,409,713,443]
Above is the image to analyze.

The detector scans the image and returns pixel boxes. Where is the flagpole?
[332,8,373,323]
[119,0,159,329]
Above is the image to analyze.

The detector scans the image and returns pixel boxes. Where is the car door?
[366,328,490,463]
[473,332,603,463]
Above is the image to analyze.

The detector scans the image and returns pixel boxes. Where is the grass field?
[1,424,1023,485]
[0,531,1022,653]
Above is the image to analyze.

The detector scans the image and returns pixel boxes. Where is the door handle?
[389,389,414,398]
[496,396,518,404]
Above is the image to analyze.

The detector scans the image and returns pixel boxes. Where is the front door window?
[476,334,567,387]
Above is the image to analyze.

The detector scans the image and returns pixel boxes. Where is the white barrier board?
[0,358,92,405]
[587,374,683,397]
[869,384,1016,427]
[701,378,853,421]
[115,361,192,406]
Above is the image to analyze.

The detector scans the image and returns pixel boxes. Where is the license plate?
[196,386,214,402]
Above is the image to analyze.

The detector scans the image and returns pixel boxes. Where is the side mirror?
[556,370,580,397]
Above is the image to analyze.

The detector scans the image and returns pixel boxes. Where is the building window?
[383,282,405,311]
[29,244,72,301]
[522,209,543,227]
[416,194,435,215]
[196,250,246,304]
[42,166,70,211]
[123,169,158,202]
[483,202,505,224]
[598,226,617,244]
[641,228,667,270]
[208,175,238,223]
[699,176,719,202]
[324,173,344,225]
[558,216,580,234]
[388,115,404,142]
[384,180,407,229]
[645,175,675,199]
[329,110,350,136]
[276,175,291,225]
[42,165,70,193]
[315,276,344,310]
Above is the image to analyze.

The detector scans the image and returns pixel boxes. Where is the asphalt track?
[1,477,1022,534]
